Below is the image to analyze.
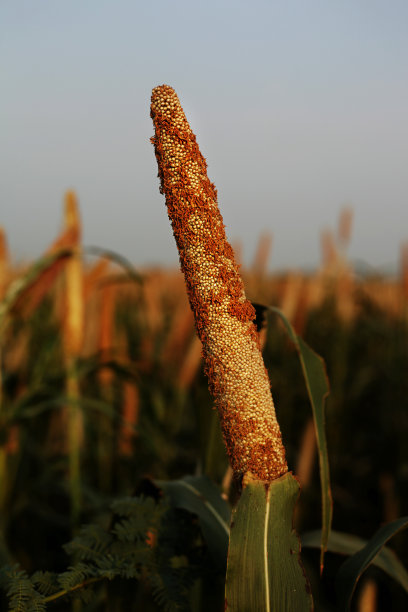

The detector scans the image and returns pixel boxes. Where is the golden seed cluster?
[150,84,287,481]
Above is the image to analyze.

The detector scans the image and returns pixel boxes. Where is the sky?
[2,0,408,274]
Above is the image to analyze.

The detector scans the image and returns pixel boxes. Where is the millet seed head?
[150,84,287,481]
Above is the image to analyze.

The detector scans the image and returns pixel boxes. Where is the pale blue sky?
[2,1,408,272]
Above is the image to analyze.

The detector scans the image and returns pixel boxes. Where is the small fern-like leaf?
[64,524,113,562]
[31,571,59,597]
[57,562,95,591]
[5,567,46,612]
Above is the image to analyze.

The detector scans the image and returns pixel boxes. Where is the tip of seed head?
[151,84,177,103]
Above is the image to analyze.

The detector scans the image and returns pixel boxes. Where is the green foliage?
[0,493,211,611]
[0,250,72,336]
[153,476,230,572]
[84,246,144,286]
[335,516,408,611]
[0,566,47,612]
[302,528,408,595]
[2,246,408,609]
[30,572,59,597]
[226,473,313,611]
[267,306,331,569]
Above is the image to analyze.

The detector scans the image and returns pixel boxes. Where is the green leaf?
[154,475,230,571]
[268,306,332,570]
[4,566,47,612]
[303,529,408,593]
[84,246,143,285]
[335,516,408,610]
[0,249,72,335]
[11,394,116,423]
[225,472,313,611]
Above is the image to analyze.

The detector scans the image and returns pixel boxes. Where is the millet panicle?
[150,84,287,481]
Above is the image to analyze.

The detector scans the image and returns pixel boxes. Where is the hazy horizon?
[2,1,408,274]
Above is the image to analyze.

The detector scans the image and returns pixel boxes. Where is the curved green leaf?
[268,306,332,570]
[154,475,230,570]
[225,472,313,611]
[302,528,408,594]
[0,248,72,334]
[84,246,143,285]
[12,395,116,422]
[335,516,408,610]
